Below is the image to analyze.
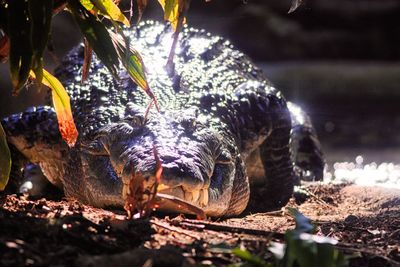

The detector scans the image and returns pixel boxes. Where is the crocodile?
[1,21,324,217]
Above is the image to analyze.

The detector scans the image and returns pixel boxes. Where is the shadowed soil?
[1,183,399,267]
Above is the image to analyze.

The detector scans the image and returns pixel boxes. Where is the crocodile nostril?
[142,174,151,182]
[161,154,181,163]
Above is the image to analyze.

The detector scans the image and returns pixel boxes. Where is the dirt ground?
[1,183,399,267]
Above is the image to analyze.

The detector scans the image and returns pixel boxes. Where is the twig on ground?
[175,219,285,240]
[303,187,333,208]
[151,219,201,240]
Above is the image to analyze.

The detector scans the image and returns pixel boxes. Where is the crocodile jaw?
[122,181,209,213]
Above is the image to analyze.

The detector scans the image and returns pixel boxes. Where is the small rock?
[344,214,358,224]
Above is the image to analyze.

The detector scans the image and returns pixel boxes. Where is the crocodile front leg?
[225,157,250,216]
[62,149,124,207]
[232,81,294,212]
[255,110,294,210]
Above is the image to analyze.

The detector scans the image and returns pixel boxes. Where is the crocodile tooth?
[204,190,209,206]
[157,183,170,191]
[199,189,209,207]
[192,190,200,204]
[184,191,193,202]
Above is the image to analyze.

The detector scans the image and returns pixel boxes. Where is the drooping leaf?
[109,31,157,106]
[124,50,148,90]
[288,0,303,13]
[7,0,33,94]
[79,0,95,11]
[79,0,130,26]
[0,124,11,191]
[30,69,78,147]
[122,48,148,90]
[81,38,93,84]
[28,0,54,85]
[157,0,187,31]
[158,0,190,67]
[70,0,154,108]
[137,0,148,22]
[68,0,119,78]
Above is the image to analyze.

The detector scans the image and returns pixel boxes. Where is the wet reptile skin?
[1,21,324,217]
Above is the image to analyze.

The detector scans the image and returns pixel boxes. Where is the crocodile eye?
[81,139,109,156]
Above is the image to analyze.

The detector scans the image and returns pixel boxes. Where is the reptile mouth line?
[122,180,209,213]
[157,185,209,208]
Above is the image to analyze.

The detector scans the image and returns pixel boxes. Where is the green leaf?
[119,44,148,90]
[88,0,130,26]
[28,0,53,85]
[157,0,186,31]
[68,0,119,78]
[124,50,148,90]
[282,232,347,267]
[79,0,94,10]
[109,31,155,101]
[0,123,11,191]
[7,0,33,94]
[287,207,315,234]
[286,233,340,267]
[78,0,130,26]
[278,209,348,267]
[232,248,271,267]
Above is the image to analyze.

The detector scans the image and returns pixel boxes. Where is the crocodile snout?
[82,112,236,216]
[120,148,213,212]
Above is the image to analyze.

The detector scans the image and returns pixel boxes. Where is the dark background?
[1,0,400,163]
